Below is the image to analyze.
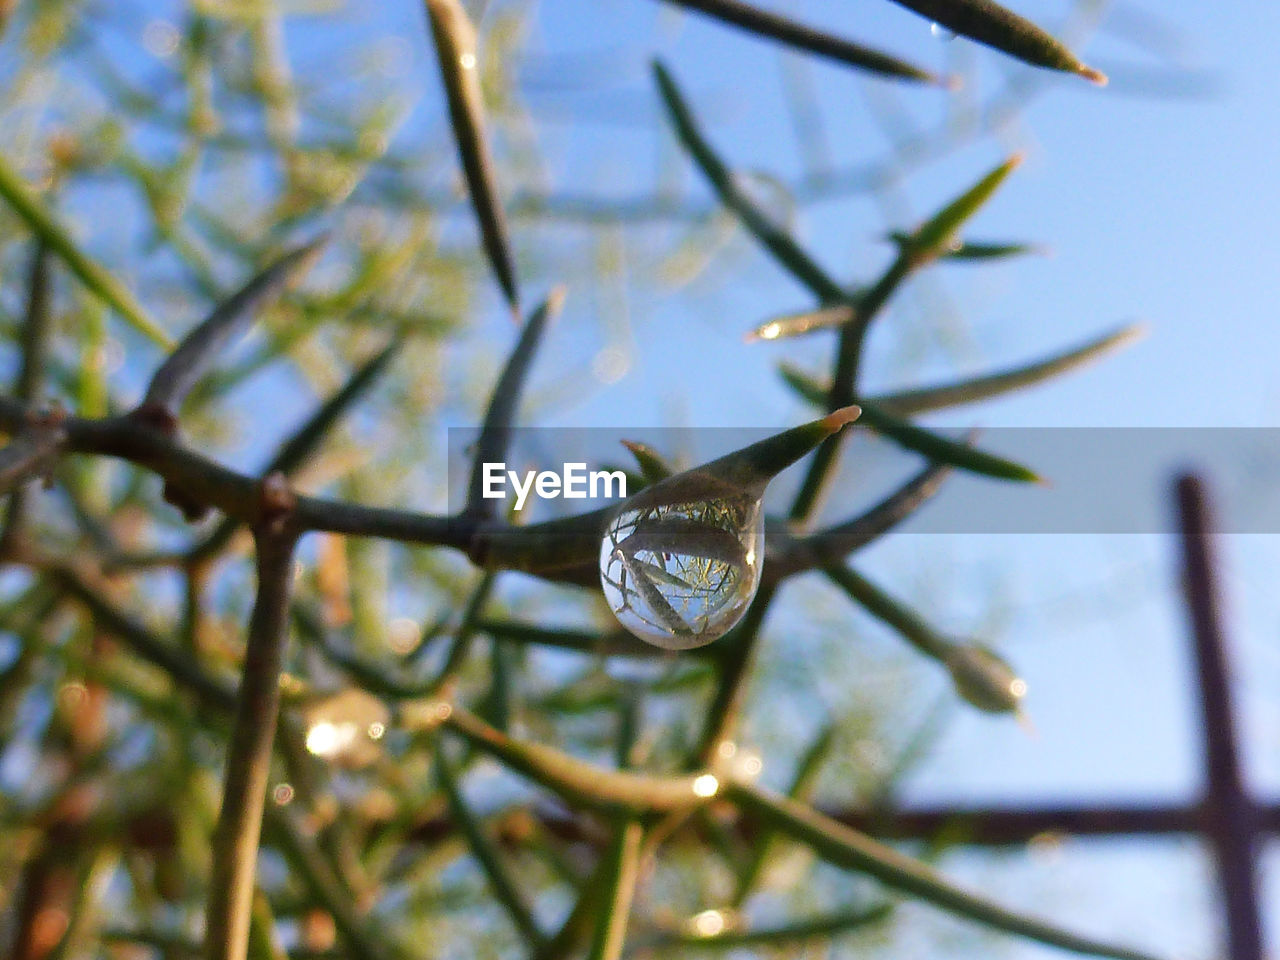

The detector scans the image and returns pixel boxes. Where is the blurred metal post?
[1176,472,1264,960]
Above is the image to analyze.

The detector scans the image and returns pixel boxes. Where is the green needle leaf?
[825,564,1026,715]
[651,0,950,86]
[0,154,172,348]
[887,231,1045,262]
[653,60,846,302]
[746,304,856,343]
[887,0,1108,84]
[729,783,1166,960]
[620,439,675,483]
[423,0,521,311]
[643,904,892,950]
[587,818,644,960]
[824,563,951,661]
[442,705,721,814]
[906,154,1024,263]
[143,237,326,416]
[436,744,547,947]
[465,289,567,518]
[778,364,1039,484]
[856,400,1041,484]
[192,339,402,561]
[871,325,1146,416]
[267,338,402,476]
[745,158,1021,347]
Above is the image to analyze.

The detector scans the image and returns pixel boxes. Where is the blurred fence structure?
[830,473,1269,960]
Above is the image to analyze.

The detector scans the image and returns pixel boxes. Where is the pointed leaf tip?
[1079,64,1109,86]
[546,284,569,314]
[820,405,861,433]
[887,0,1105,87]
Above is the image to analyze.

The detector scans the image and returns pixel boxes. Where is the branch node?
[128,401,180,437]
[257,471,297,535]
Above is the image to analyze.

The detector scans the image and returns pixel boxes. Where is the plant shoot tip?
[1079,65,1109,87]
[822,405,861,432]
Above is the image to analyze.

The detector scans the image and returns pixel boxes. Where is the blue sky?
[300,1,1280,954]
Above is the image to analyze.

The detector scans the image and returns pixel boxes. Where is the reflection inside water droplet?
[600,487,763,650]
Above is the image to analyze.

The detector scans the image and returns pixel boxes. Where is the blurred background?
[1,1,1278,957]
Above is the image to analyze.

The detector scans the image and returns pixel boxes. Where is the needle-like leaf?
[586,818,644,960]
[641,903,892,950]
[856,400,1040,484]
[143,237,326,417]
[768,455,953,577]
[442,705,719,814]
[650,0,949,86]
[748,158,1020,350]
[15,241,52,404]
[654,60,846,302]
[465,289,566,518]
[424,0,521,311]
[779,363,1039,483]
[729,783,1165,960]
[886,231,1044,261]
[620,439,675,483]
[267,338,400,476]
[633,404,862,507]
[825,564,1026,715]
[193,339,402,560]
[0,154,172,347]
[825,563,951,660]
[436,744,547,947]
[871,325,1145,416]
[886,0,1108,85]
[905,154,1023,262]
[746,304,855,343]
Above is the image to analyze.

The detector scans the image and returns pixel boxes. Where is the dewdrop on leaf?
[600,406,859,650]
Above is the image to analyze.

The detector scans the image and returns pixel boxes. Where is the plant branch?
[205,522,299,960]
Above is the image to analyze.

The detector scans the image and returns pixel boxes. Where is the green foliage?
[0,1,1169,959]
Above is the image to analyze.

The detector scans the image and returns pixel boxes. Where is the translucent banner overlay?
[446,427,1280,533]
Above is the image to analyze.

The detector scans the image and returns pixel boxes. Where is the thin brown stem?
[204,522,299,960]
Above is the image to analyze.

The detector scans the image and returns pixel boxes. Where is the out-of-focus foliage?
[0,1,1181,958]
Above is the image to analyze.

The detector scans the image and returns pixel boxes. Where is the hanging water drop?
[930,21,957,42]
[598,405,861,650]
[600,477,764,650]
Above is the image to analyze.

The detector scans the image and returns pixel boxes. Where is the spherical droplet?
[600,488,763,650]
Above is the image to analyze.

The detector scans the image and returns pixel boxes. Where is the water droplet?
[600,481,763,650]
[930,21,957,42]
